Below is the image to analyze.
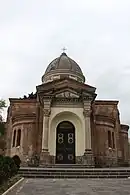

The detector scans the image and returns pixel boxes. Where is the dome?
[42,52,85,83]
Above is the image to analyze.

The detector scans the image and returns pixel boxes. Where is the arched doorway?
[56,121,75,164]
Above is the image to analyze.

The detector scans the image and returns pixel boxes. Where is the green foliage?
[0,99,6,110]
[0,175,21,194]
[0,155,18,185]
[0,122,5,136]
[0,138,5,150]
[0,99,6,136]
[12,155,21,169]
[0,122,5,137]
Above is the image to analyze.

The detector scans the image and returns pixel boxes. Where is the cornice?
[119,130,128,134]
[42,69,85,80]
[37,78,96,93]
[120,124,129,131]
[95,100,119,105]
[37,90,96,105]
[9,98,36,103]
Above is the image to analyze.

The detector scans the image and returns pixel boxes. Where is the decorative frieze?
[54,97,81,104]
[55,91,80,98]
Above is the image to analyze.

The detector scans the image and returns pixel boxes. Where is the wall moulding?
[12,114,36,124]
[95,114,115,123]
[120,130,128,134]
[95,121,115,128]
[51,101,83,107]
[12,121,35,128]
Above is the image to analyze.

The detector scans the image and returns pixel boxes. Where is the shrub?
[12,155,21,169]
[0,156,18,185]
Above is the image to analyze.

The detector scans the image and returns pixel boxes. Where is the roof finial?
[62,47,67,53]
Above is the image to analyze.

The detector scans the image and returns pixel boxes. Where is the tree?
[0,156,18,184]
[0,99,6,136]
[0,99,6,110]
[12,155,21,169]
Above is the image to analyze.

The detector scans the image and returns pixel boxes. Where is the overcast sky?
[0,0,130,130]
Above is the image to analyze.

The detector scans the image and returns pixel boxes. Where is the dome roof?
[45,52,83,74]
[42,52,85,83]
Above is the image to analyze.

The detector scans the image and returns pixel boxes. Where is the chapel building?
[5,52,129,167]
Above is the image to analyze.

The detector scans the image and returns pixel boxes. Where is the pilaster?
[39,97,52,165]
[83,98,94,167]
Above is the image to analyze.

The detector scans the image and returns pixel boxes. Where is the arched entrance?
[56,121,75,164]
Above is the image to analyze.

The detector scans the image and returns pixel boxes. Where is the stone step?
[19,167,130,178]
[19,171,130,175]
[41,165,94,168]
[19,174,129,179]
[19,168,130,172]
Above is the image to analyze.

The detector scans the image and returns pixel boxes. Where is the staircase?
[18,165,130,179]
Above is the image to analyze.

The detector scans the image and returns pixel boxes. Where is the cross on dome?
[62,47,67,53]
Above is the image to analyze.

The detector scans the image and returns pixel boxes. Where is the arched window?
[12,130,16,147]
[112,132,115,148]
[108,131,112,148]
[16,129,21,147]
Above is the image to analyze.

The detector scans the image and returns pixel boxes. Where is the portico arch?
[49,111,85,161]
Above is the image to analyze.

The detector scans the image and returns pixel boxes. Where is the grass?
[0,174,22,195]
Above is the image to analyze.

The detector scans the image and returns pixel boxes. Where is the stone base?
[117,157,129,167]
[83,149,94,167]
[40,150,50,166]
[50,155,55,164]
[76,156,84,164]
[19,153,40,167]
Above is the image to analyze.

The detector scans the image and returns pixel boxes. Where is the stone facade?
[4,52,129,167]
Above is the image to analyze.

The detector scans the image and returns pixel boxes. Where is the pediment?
[55,90,80,98]
[36,78,97,100]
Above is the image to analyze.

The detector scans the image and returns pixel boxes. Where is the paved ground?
[8,178,130,195]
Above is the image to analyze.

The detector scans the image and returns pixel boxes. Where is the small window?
[16,129,21,147]
[112,132,115,149]
[12,130,16,147]
[108,131,112,148]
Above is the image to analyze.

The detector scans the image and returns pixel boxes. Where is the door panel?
[56,122,75,164]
